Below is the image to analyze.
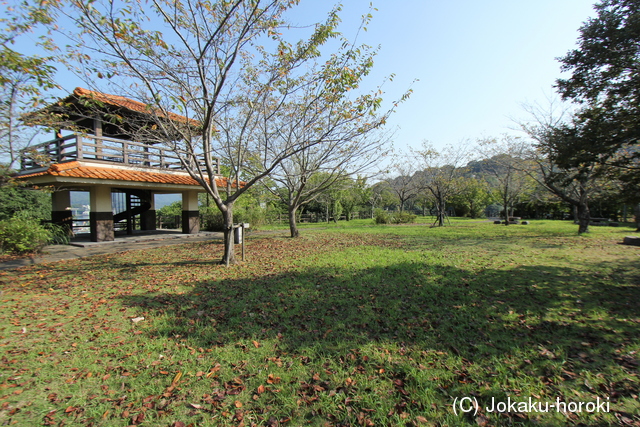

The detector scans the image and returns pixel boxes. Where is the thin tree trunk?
[288,205,300,238]
[503,196,511,225]
[221,205,237,266]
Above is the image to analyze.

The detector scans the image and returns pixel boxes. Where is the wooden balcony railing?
[19,134,220,175]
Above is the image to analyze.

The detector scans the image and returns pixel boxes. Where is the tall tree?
[477,136,534,224]
[0,1,59,167]
[0,74,45,168]
[384,153,420,212]
[556,0,640,179]
[519,108,609,233]
[263,84,397,237]
[414,142,469,226]
[63,0,394,265]
[0,0,58,89]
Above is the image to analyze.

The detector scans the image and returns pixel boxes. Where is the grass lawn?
[0,220,638,426]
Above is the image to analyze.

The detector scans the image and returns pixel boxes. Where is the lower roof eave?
[19,175,206,192]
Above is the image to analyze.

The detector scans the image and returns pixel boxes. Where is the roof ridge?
[50,161,81,172]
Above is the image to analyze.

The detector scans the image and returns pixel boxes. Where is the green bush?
[374,209,416,225]
[374,209,391,224]
[391,211,417,224]
[0,165,52,221]
[0,213,54,254]
[200,206,224,231]
[200,205,268,231]
[45,223,71,246]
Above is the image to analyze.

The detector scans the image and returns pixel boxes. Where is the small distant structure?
[14,87,226,242]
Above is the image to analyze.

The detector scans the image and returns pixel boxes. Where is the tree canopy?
[556,0,640,171]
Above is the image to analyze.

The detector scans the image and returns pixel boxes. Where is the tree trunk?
[288,205,300,238]
[502,194,510,226]
[221,204,237,266]
[438,196,445,227]
[576,200,590,234]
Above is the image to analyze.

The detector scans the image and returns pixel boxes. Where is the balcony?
[19,133,220,175]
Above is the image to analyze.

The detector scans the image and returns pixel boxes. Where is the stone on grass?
[622,236,640,246]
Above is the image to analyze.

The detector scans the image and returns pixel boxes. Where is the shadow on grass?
[119,258,639,363]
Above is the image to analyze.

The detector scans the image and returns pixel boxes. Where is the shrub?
[0,213,54,254]
[391,211,417,224]
[0,166,52,221]
[200,205,269,232]
[45,223,71,245]
[374,209,391,224]
[200,206,224,231]
[374,209,416,225]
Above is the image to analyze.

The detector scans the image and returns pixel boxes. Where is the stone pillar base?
[90,212,114,242]
[182,211,199,234]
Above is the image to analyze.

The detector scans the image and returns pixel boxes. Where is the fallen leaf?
[476,414,490,426]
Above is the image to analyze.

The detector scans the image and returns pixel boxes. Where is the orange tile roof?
[72,87,199,126]
[24,87,200,128]
[17,161,237,188]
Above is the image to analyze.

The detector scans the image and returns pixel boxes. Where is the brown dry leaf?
[234,400,243,408]
[252,340,260,348]
[206,364,221,378]
[538,346,556,359]
[257,384,265,394]
[132,412,145,424]
[476,414,490,426]
[172,371,182,384]
[267,374,281,384]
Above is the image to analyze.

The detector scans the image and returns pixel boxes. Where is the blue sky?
[16,0,596,155]
[286,1,596,152]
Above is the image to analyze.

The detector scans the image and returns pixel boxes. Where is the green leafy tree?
[555,0,640,201]
[0,1,60,167]
[450,176,492,218]
[522,116,607,233]
[0,1,58,89]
